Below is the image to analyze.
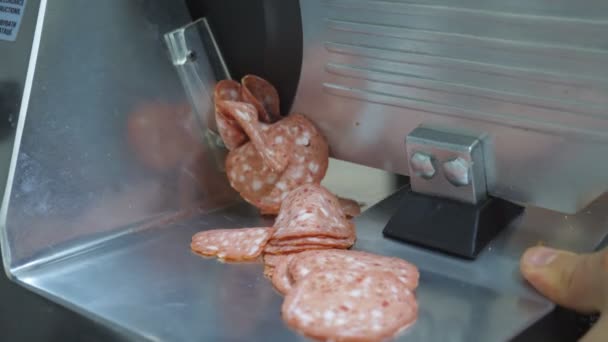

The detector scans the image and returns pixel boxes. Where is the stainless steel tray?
[7,159,608,341]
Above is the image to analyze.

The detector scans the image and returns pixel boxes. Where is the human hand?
[520,246,608,342]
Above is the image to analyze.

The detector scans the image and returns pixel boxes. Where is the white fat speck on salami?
[191,227,274,262]
[282,269,418,342]
[289,249,419,290]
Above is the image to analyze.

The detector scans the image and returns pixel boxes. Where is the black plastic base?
[382,189,525,259]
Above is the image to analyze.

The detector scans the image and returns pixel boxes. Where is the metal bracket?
[385,124,521,259]
[406,125,489,204]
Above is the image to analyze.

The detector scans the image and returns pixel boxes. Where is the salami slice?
[264,264,275,279]
[225,143,277,210]
[337,197,363,218]
[257,114,329,213]
[214,80,247,150]
[264,244,330,255]
[271,184,353,241]
[241,75,281,123]
[268,235,355,248]
[264,254,291,279]
[271,254,297,295]
[225,114,329,215]
[264,254,285,268]
[190,227,274,261]
[282,269,418,342]
[216,100,292,173]
[289,249,419,290]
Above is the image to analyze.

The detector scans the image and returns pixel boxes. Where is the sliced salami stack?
[261,184,357,278]
[188,75,419,341]
[190,188,420,341]
[190,184,355,264]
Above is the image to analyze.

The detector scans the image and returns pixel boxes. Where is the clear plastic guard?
[1,8,240,273]
[164,18,230,171]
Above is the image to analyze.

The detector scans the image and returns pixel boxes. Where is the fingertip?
[520,247,567,299]
[521,246,559,269]
[520,256,566,307]
[520,247,601,313]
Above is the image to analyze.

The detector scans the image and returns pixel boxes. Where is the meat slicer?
[1,0,607,341]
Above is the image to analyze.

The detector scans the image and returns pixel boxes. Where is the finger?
[581,313,608,342]
[520,246,607,313]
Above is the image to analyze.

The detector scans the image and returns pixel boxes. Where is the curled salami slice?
[282,269,418,342]
[225,114,329,215]
[289,249,419,290]
[337,197,363,218]
[241,75,281,123]
[217,100,292,173]
[272,184,353,241]
[257,114,329,212]
[214,80,247,150]
[215,80,242,102]
[191,227,274,261]
[271,254,297,295]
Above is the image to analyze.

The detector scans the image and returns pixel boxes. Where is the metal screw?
[410,152,436,179]
[443,157,471,186]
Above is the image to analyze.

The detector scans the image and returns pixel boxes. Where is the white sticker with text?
[0,0,27,42]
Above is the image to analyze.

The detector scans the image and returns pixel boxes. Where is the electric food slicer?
[0,0,607,341]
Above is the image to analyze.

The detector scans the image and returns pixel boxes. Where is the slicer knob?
[410,152,436,179]
[443,157,471,187]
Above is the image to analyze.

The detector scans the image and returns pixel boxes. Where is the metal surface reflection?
[1,0,237,271]
[14,164,599,341]
[294,0,608,213]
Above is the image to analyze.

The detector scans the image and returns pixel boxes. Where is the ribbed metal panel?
[323,0,608,139]
[294,0,608,213]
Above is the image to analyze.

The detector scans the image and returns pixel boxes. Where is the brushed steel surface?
[293,0,608,213]
[0,0,38,224]
[0,0,239,272]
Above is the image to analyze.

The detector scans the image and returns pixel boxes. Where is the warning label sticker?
[0,0,27,42]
